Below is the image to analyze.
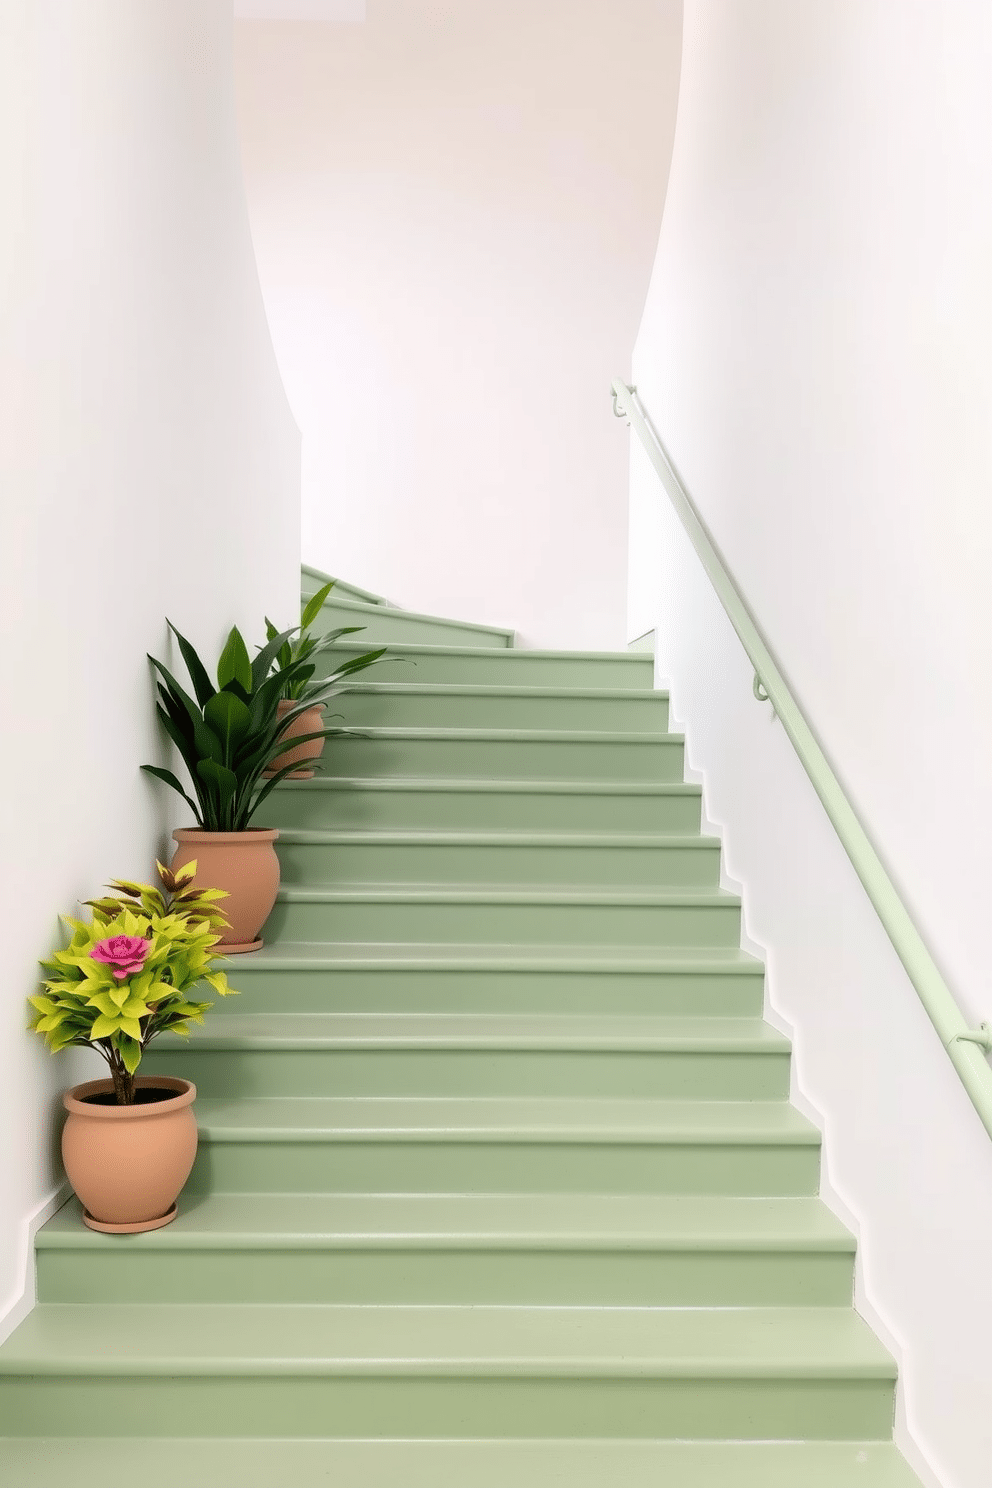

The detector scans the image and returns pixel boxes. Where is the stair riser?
[314,603,511,648]
[0,1374,895,1441]
[274,840,722,890]
[36,1247,854,1308]
[143,1047,790,1100]
[264,898,742,946]
[319,735,685,781]
[332,692,670,732]
[0,1437,931,1488]
[325,647,655,688]
[217,967,766,1017]
[259,785,703,834]
[189,1139,820,1196]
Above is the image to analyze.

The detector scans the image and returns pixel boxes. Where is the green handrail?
[612,376,992,1140]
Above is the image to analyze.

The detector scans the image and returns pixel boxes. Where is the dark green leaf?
[167,621,216,709]
[216,628,252,694]
[140,766,203,824]
[250,755,327,814]
[251,625,299,691]
[148,655,205,735]
[156,702,198,774]
[329,648,388,678]
[301,580,335,630]
[204,691,252,760]
[220,677,252,705]
[259,725,342,763]
[193,716,225,765]
[196,758,238,811]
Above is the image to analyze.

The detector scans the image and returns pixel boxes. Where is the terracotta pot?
[263,699,326,780]
[171,827,280,953]
[62,1076,197,1233]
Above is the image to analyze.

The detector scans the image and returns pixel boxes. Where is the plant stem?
[108,1051,136,1105]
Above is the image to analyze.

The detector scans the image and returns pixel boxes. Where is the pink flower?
[90,934,151,981]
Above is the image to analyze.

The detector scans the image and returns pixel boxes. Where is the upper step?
[265,883,742,947]
[311,727,684,781]
[331,682,670,732]
[218,942,766,1017]
[258,777,703,835]
[0,1438,924,1488]
[145,1011,791,1099]
[272,829,723,890]
[302,564,391,607]
[324,642,655,689]
[311,593,515,649]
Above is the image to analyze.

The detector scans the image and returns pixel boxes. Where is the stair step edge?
[273,886,740,905]
[0,1438,923,1488]
[273,777,702,795]
[273,830,719,848]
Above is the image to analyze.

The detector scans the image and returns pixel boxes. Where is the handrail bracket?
[612,384,635,421]
[955,1023,992,1055]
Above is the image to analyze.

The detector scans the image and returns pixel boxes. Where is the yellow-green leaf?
[89,1014,122,1039]
[119,1038,143,1075]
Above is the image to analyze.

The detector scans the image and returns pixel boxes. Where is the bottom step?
[0,1437,923,1487]
[0,1302,897,1440]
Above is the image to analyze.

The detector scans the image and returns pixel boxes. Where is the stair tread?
[277,776,699,796]
[192,1095,817,1144]
[274,829,718,848]
[38,1192,853,1250]
[314,592,514,639]
[274,884,739,906]
[0,1438,923,1487]
[328,726,678,741]
[161,1012,787,1051]
[302,564,392,607]
[0,1304,895,1377]
[339,682,668,700]
[229,941,763,971]
[333,641,655,662]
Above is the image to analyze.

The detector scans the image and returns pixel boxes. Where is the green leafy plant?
[265,579,385,701]
[141,619,374,831]
[29,861,236,1105]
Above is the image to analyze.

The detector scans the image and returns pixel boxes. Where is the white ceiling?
[234,1,365,19]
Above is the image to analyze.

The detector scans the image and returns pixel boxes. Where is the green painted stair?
[0,572,923,1486]
[312,593,515,649]
[301,562,392,608]
[0,1439,924,1488]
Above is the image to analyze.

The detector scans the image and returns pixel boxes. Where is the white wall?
[0,0,300,1336]
[630,4,992,1484]
[233,0,682,648]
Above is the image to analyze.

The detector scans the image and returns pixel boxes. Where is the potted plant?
[262,579,386,779]
[142,618,361,951]
[29,861,235,1233]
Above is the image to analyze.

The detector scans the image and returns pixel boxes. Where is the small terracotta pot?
[171,827,280,953]
[62,1076,197,1233]
[263,699,326,780]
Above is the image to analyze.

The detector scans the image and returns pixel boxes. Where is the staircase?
[0,572,923,1486]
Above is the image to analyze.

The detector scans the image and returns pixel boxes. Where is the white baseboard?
[0,1181,72,1346]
